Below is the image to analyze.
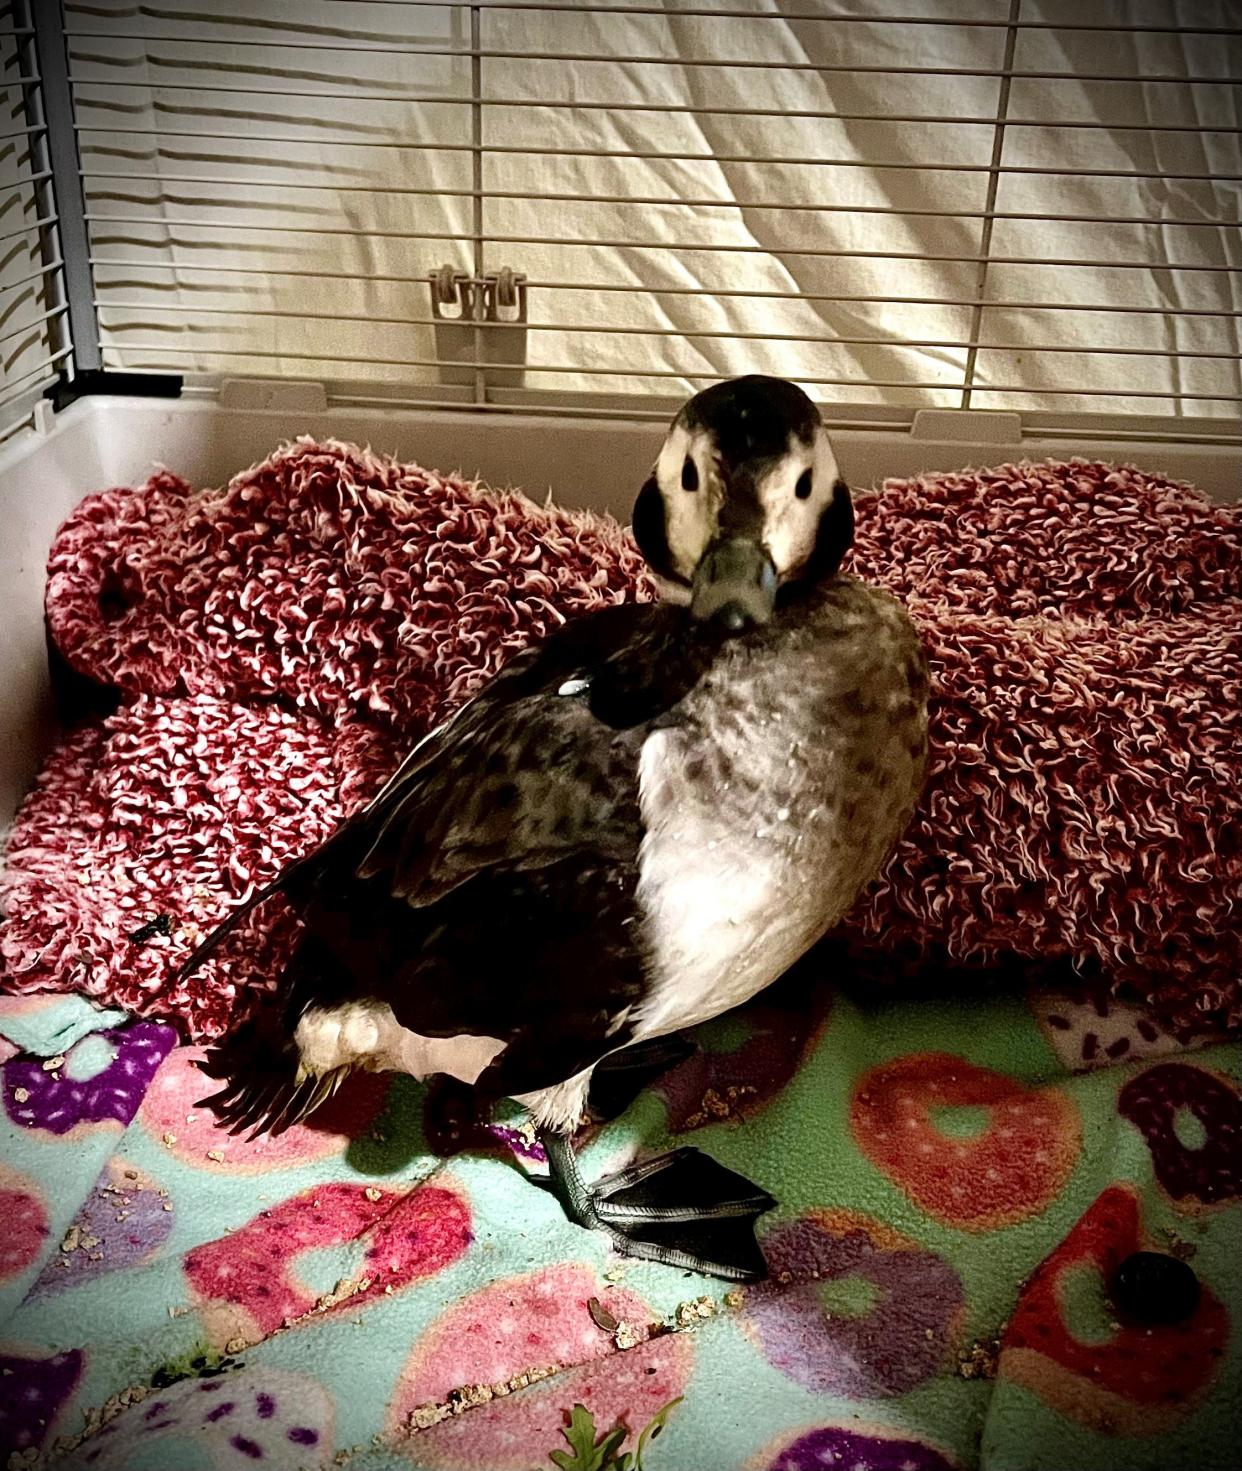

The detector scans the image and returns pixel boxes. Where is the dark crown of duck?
[633,375,853,631]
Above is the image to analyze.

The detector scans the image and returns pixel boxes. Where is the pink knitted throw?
[2,439,1237,1041]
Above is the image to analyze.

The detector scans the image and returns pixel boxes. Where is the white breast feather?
[632,728,824,1040]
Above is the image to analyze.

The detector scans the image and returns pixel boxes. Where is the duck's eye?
[795,469,813,500]
[681,457,699,492]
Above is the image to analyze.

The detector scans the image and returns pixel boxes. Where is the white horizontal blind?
[0,4,72,442]
[61,0,1242,423]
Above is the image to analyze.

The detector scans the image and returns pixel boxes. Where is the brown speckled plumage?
[192,377,926,1149]
[194,573,925,1136]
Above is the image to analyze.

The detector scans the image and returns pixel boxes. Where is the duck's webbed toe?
[539,1131,774,1282]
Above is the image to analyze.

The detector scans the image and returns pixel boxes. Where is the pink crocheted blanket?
[2,440,1238,1041]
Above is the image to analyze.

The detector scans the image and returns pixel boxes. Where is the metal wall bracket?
[428,265,528,390]
[46,370,184,411]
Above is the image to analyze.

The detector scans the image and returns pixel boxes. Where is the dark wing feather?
[353,600,712,906]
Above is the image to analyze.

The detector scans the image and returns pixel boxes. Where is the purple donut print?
[657,984,829,1134]
[0,1350,83,1461]
[1118,1063,1241,1206]
[76,1366,333,1469]
[743,1214,964,1398]
[28,1159,174,1300]
[765,1425,957,1471]
[4,1021,175,1135]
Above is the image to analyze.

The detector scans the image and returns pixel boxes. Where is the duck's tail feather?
[195,1017,351,1141]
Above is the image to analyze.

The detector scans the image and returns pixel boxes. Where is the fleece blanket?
[1,977,1238,1471]
[2,444,1239,1040]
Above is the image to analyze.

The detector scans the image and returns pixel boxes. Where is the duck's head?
[632,375,853,634]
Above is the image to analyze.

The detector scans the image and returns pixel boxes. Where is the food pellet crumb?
[957,1338,1001,1380]
[13,1088,29,1104]
[724,1290,746,1309]
[675,1297,717,1327]
[162,1203,173,1212]
[60,1226,81,1254]
[406,1403,451,1431]
[124,1169,138,1180]
[161,1133,176,1146]
[206,1149,225,1162]
[42,1055,66,1071]
[446,1383,494,1412]
[365,1187,382,1202]
[225,1337,247,1354]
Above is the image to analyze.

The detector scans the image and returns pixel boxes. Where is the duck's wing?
[351,599,711,907]
[195,601,713,1135]
[180,601,699,982]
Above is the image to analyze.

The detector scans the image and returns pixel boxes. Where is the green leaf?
[634,1397,684,1470]
[545,1396,683,1471]
[549,1404,609,1471]
[595,1427,629,1463]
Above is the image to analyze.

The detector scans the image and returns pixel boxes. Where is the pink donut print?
[139,1046,390,1171]
[185,1180,471,1348]
[0,1162,49,1285]
[387,1264,693,1470]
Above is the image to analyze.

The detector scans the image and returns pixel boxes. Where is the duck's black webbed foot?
[539,1131,774,1282]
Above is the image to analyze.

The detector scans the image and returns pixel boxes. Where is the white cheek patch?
[655,424,718,580]
[758,430,842,579]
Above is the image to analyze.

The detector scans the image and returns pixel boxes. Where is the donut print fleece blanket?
[1,980,1237,1471]
[1,442,1239,1469]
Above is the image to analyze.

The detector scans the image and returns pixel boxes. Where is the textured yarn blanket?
[2,441,1239,1042]
[0,979,1237,1471]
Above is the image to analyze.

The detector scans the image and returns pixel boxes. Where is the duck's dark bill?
[690,536,778,633]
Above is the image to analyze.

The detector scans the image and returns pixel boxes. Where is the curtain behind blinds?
[63,0,1242,417]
